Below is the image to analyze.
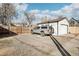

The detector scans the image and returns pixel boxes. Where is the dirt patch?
[0,39,14,49]
[53,34,79,56]
[0,34,61,56]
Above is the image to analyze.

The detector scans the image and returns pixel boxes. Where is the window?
[41,26,47,29]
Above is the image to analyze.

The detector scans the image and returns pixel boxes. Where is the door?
[59,24,68,35]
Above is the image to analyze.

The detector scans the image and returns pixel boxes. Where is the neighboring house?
[37,17,69,36]
[69,18,79,27]
[69,18,79,34]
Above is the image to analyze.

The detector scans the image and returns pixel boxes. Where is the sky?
[12,3,79,24]
[27,3,71,11]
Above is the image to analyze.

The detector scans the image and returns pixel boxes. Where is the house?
[69,18,79,27]
[37,17,69,36]
[69,18,79,34]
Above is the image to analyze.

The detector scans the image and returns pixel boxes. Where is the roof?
[37,17,67,25]
[71,18,79,23]
[69,18,79,26]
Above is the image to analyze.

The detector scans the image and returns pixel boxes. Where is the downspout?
[67,25,68,34]
[57,21,59,36]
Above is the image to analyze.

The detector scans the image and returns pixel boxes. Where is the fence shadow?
[0,26,17,38]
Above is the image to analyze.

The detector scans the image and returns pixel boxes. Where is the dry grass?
[0,39,13,49]
[0,34,61,56]
[3,33,79,56]
[53,34,79,56]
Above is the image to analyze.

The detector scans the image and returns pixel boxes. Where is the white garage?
[58,24,68,35]
[37,17,69,36]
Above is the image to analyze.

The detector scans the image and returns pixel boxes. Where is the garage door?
[59,25,68,35]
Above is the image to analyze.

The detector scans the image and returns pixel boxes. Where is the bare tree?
[24,12,35,27]
[0,3,16,29]
[41,16,48,23]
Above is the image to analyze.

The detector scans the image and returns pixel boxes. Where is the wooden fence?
[69,27,79,34]
[0,26,31,34]
[10,26,31,34]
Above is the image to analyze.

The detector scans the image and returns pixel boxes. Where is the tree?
[0,3,16,27]
[24,12,35,27]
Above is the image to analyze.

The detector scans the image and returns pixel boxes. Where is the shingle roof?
[72,18,79,23]
[37,17,67,25]
[69,18,79,26]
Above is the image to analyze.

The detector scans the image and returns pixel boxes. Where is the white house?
[37,17,69,36]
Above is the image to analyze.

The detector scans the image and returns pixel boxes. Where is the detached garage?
[37,17,69,36]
